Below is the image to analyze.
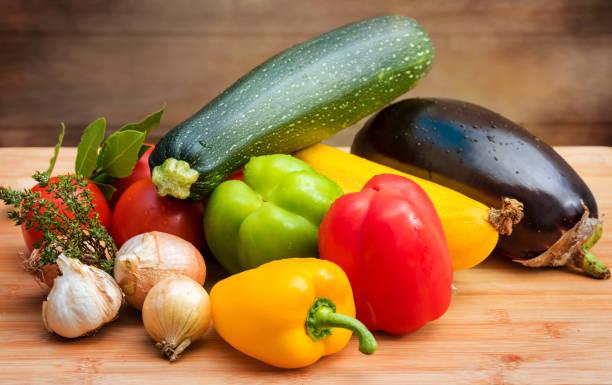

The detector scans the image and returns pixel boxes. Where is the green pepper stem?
[579,223,610,279]
[306,297,377,355]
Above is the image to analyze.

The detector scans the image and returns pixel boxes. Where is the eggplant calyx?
[489,197,524,235]
[515,204,609,279]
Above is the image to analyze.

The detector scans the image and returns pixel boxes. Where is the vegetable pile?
[0,14,607,368]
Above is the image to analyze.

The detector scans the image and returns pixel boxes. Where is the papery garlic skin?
[142,275,212,361]
[114,231,206,310]
[42,254,122,338]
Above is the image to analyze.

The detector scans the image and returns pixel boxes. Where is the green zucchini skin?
[150,15,434,200]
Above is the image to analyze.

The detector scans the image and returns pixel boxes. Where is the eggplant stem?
[488,197,524,235]
[579,250,610,280]
[574,223,609,279]
[517,205,609,279]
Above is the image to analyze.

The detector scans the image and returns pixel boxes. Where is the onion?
[142,275,212,361]
[113,231,206,310]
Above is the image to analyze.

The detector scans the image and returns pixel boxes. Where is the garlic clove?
[42,254,123,338]
[114,231,206,310]
[142,275,212,361]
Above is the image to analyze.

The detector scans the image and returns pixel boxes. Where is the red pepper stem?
[306,297,377,355]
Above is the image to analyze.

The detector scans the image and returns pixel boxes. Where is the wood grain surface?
[0,146,610,384]
[1,0,611,147]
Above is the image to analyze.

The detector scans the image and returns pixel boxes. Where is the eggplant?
[351,98,608,278]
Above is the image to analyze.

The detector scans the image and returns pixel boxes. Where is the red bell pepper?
[318,174,453,335]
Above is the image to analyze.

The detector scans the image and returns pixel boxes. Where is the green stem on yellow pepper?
[306,297,377,355]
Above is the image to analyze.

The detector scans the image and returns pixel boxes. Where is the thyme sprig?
[0,171,116,274]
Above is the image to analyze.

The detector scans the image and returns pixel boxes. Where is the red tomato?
[227,168,244,181]
[111,178,205,250]
[21,176,112,251]
[109,144,155,208]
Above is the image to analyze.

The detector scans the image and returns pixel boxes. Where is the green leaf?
[119,105,166,137]
[47,123,66,175]
[91,172,115,184]
[75,118,106,178]
[138,144,153,159]
[97,130,145,178]
[94,182,117,201]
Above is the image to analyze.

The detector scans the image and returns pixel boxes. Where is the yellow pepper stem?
[306,297,377,355]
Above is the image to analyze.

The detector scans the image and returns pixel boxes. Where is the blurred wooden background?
[1,0,611,147]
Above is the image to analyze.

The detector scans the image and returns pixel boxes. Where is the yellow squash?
[295,144,499,271]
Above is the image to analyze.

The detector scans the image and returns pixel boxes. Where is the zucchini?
[150,15,434,200]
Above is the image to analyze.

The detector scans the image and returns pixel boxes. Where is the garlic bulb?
[142,275,212,361]
[42,254,122,338]
[114,231,206,310]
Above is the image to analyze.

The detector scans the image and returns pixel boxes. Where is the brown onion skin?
[351,98,598,260]
[114,231,206,310]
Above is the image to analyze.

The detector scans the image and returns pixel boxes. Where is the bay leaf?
[119,105,166,136]
[97,130,145,178]
[94,182,117,202]
[75,118,105,178]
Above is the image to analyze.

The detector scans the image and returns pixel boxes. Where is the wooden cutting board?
[0,147,610,385]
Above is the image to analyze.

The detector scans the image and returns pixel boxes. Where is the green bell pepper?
[204,154,344,274]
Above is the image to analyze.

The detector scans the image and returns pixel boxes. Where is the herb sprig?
[0,105,165,275]
[0,172,116,274]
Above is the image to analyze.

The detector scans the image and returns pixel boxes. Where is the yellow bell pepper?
[210,258,377,368]
[294,144,499,271]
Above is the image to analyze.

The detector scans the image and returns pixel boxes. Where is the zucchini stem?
[151,158,199,199]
